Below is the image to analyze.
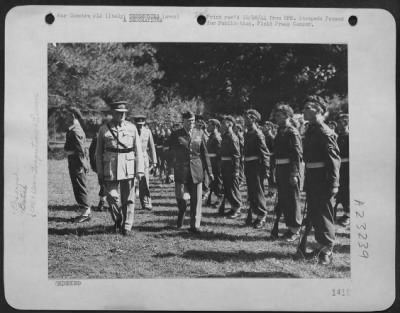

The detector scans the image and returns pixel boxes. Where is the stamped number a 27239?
[355,200,368,259]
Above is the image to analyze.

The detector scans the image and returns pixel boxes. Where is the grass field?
[48,159,350,279]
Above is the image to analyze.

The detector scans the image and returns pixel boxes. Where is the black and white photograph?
[47,42,350,279]
[4,6,396,310]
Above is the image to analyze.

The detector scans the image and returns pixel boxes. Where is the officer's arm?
[324,133,341,191]
[257,131,270,173]
[288,130,303,178]
[70,129,86,168]
[134,127,145,175]
[200,133,213,176]
[96,126,105,178]
[231,136,241,176]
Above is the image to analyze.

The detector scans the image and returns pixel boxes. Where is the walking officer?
[272,104,303,241]
[335,113,350,226]
[169,111,213,232]
[96,101,145,236]
[302,95,341,265]
[219,115,242,218]
[134,114,157,210]
[63,107,91,223]
[206,118,224,208]
[243,109,271,228]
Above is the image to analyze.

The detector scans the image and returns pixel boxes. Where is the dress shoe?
[318,251,333,265]
[74,215,91,223]
[228,211,242,219]
[122,228,133,236]
[188,227,201,233]
[97,200,106,211]
[144,205,153,211]
[253,218,266,229]
[282,230,300,242]
[269,230,279,240]
[337,214,350,227]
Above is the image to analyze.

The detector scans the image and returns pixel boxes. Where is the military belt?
[305,162,326,169]
[105,147,134,153]
[156,145,163,148]
[221,156,232,161]
[275,158,290,165]
[208,153,217,158]
[341,157,349,163]
[244,156,259,162]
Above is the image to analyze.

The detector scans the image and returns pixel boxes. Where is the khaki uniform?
[96,120,144,231]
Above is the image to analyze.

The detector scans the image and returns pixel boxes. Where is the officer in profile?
[169,111,213,233]
[95,101,145,236]
[302,95,341,265]
[133,114,157,210]
[63,106,91,223]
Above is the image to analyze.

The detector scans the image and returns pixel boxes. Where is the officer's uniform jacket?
[303,122,341,191]
[273,125,302,178]
[244,127,270,174]
[169,127,212,184]
[220,130,241,176]
[96,120,145,181]
[64,121,89,172]
[337,133,349,162]
[206,132,222,170]
[138,127,157,168]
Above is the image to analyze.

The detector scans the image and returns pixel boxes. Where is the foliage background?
[48,42,347,138]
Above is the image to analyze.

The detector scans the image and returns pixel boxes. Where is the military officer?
[96,101,145,236]
[219,115,242,218]
[335,113,350,226]
[243,109,271,228]
[169,111,213,232]
[302,95,341,265]
[272,104,303,241]
[134,114,157,210]
[206,118,224,208]
[64,107,91,223]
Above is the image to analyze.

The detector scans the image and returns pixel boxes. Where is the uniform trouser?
[245,161,268,217]
[68,166,90,211]
[139,164,152,208]
[307,189,336,250]
[99,184,107,198]
[209,161,223,197]
[156,148,163,174]
[221,164,242,211]
[175,181,203,228]
[276,165,302,229]
[104,179,136,231]
[336,164,350,214]
[203,169,210,193]
[239,158,245,184]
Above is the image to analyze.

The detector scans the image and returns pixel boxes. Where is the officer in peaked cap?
[243,109,271,228]
[134,114,157,210]
[168,110,213,232]
[300,95,341,265]
[96,100,145,236]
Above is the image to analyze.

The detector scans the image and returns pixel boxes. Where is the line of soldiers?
[63,96,349,266]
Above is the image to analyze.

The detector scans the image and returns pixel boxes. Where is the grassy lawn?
[48,159,350,279]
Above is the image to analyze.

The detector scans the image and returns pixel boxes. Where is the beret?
[303,95,327,113]
[182,111,195,119]
[208,118,221,128]
[245,109,261,121]
[222,115,236,124]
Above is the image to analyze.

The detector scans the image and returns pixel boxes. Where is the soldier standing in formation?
[218,115,242,218]
[335,113,350,226]
[302,96,341,265]
[134,114,157,210]
[243,109,271,228]
[272,104,303,241]
[96,101,145,236]
[206,118,224,208]
[169,111,213,232]
[64,107,91,223]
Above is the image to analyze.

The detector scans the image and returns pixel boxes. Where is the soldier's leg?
[175,183,187,228]
[227,175,242,218]
[139,166,152,209]
[190,182,203,229]
[104,181,122,230]
[120,179,136,233]
[69,168,91,217]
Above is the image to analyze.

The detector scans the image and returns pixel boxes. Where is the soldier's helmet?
[245,109,261,122]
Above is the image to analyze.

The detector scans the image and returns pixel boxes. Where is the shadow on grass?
[48,216,75,223]
[180,249,291,262]
[203,271,300,278]
[333,243,350,254]
[150,202,177,208]
[48,224,115,236]
[152,210,177,217]
[48,205,77,212]
[135,224,177,232]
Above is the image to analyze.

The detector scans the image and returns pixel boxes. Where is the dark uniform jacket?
[337,133,349,160]
[64,122,89,173]
[169,127,212,184]
[220,131,241,176]
[244,128,270,175]
[303,122,341,191]
[273,125,302,178]
[207,132,222,169]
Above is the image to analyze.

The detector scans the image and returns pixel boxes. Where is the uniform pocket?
[126,152,135,175]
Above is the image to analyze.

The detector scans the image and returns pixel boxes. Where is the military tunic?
[64,121,90,210]
[303,122,341,249]
[138,127,157,209]
[273,125,303,230]
[219,130,242,212]
[96,120,145,231]
[206,132,223,198]
[336,132,349,213]
[244,127,270,217]
[169,127,212,228]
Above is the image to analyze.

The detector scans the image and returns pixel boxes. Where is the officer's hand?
[289,176,298,187]
[209,174,214,181]
[234,172,240,178]
[329,187,339,198]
